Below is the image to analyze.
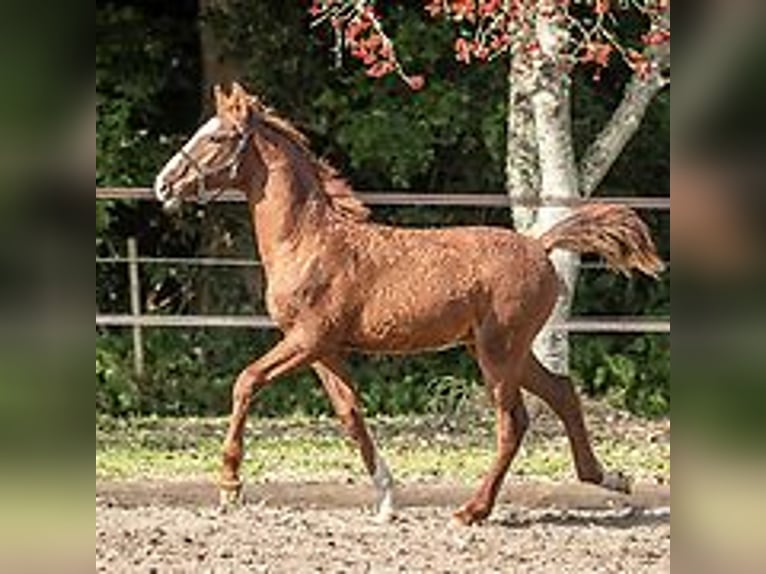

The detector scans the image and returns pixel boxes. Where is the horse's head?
[154,82,265,210]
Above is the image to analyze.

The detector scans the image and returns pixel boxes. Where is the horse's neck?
[246,151,324,274]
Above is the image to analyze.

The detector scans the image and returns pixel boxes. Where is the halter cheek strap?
[228,129,253,181]
[180,122,256,205]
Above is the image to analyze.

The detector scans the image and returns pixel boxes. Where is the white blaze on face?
[153,117,222,201]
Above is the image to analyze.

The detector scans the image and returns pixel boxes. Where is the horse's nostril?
[154,179,170,200]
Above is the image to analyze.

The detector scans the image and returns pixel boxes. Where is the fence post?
[127,237,145,378]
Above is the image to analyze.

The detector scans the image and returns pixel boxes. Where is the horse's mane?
[250,99,370,222]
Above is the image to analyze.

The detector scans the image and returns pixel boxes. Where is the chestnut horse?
[154,82,663,525]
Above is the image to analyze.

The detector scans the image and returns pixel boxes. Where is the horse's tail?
[538,203,665,278]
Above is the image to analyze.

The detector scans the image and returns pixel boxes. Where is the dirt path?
[97,480,670,573]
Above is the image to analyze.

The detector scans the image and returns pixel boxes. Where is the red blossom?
[455,37,472,63]
[379,42,393,60]
[405,74,426,90]
[425,0,443,17]
[593,0,610,16]
[450,0,477,22]
[478,0,501,16]
[308,0,669,90]
[582,41,613,67]
[345,16,370,42]
[642,29,670,47]
[626,49,652,79]
[489,32,511,51]
[474,42,490,60]
[524,40,541,57]
[366,60,395,78]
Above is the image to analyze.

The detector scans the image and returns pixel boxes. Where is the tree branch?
[578,22,670,197]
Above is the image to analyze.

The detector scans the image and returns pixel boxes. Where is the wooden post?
[127,237,145,378]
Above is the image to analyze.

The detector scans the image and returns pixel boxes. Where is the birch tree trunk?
[529,71,579,375]
[505,28,575,373]
[506,46,540,235]
[509,7,579,375]
[505,5,668,375]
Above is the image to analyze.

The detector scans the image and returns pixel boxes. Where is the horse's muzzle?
[162,195,182,213]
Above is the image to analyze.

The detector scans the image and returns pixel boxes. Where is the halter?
[178,120,256,205]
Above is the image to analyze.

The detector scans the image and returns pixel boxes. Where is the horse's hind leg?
[522,356,631,493]
[466,343,626,492]
[313,357,395,522]
[454,328,529,525]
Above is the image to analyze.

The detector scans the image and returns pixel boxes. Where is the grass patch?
[96,409,670,485]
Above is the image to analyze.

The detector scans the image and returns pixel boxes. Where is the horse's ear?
[230,81,250,100]
[213,84,228,115]
[228,82,251,127]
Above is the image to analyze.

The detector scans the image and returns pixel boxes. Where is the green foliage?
[350,349,481,416]
[96,2,202,289]
[96,97,167,187]
[95,331,483,419]
[96,4,195,187]
[96,337,137,416]
[96,203,109,234]
[572,334,670,418]
[206,1,506,191]
[570,258,670,417]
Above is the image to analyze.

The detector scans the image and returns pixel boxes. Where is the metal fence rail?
[97,187,671,210]
[97,187,670,374]
[94,256,666,271]
[96,313,670,333]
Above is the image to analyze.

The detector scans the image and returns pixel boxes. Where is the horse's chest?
[264,257,331,328]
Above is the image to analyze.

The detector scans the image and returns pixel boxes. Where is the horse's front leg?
[219,331,317,508]
[313,357,395,522]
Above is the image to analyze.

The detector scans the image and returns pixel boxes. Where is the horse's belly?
[348,297,474,354]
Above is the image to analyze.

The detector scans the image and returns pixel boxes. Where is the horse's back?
[339,223,557,353]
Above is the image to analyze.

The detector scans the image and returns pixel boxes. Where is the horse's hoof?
[374,500,395,524]
[374,508,395,524]
[218,481,244,511]
[601,470,633,494]
[452,505,487,526]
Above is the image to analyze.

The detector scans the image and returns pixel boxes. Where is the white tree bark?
[503,5,669,375]
[530,87,579,374]
[525,8,581,375]
[506,46,541,234]
[504,16,575,375]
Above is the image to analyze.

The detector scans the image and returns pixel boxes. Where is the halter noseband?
[178,119,256,205]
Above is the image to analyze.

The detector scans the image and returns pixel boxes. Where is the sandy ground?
[96,480,670,573]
